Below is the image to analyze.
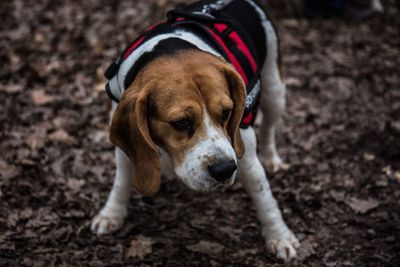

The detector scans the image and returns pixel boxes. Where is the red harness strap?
[210,22,258,127]
[214,23,257,73]
[122,22,163,60]
[206,28,249,85]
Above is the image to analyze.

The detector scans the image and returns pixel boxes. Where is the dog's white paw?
[260,152,289,173]
[265,229,300,262]
[91,210,125,235]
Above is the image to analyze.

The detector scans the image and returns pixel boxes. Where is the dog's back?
[179,0,269,66]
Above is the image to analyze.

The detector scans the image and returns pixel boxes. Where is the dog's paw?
[91,211,125,235]
[265,230,300,262]
[260,152,289,173]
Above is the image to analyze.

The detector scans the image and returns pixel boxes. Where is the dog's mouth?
[177,169,236,192]
[205,178,235,191]
[182,178,231,192]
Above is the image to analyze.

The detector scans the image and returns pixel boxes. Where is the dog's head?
[110,51,246,195]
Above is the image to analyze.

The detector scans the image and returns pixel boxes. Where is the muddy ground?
[0,0,399,266]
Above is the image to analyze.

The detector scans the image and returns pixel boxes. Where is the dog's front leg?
[238,127,299,262]
[91,147,133,235]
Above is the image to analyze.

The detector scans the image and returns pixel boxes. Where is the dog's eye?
[220,109,231,124]
[170,118,192,131]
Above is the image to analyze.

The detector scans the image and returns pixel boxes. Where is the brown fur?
[110,50,245,195]
[110,82,161,196]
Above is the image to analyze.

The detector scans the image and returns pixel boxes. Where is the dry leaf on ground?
[30,89,54,105]
[0,83,24,94]
[49,129,76,144]
[297,235,317,261]
[67,178,86,191]
[125,235,154,259]
[0,160,20,179]
[186,241,225,254]
[345,197,379,214]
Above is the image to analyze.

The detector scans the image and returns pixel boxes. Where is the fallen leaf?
[49,129,76,144]
[346,197,379,214]
[125,235,154,259]
[235,248,258,258]
[16,148,30,162]
[20,208,33,219]
[0,83,24,94]
[285,77,303,87]
[95,66,107,92]
[382,166,392,176]
[297,235,317,261]
[7,213,19,227]
[363,152,375,161]
[329,190,345,202]
[30,89,54,105]
[67,178,86,191]
[44,225,73,241]
[25,123,51,152]
[0,159,20,179]
[186,241,225,254]
[375,174,389,187]
[25,131,46,151]
[393,170,400,183]
[89,130,108,144]
[218,226,241,242]
[26,208,59,228]
[391,121,400,131]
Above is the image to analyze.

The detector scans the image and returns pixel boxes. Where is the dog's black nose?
[208,160,237,182]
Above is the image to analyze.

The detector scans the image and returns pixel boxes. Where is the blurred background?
[0,0,399,266]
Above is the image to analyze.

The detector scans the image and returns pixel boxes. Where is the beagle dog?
[91,0,300,261]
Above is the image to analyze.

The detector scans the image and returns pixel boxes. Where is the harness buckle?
[204,0,229,12]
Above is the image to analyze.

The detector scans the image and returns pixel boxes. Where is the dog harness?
[104,0,268,128]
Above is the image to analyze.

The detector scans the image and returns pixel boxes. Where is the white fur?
[238,128,299,261]
[91,103,133,234]
[245,0,287,172]
[175,110,237,191]
[91,147,133,235]
[244,1,299,261]
[92,0,299,262]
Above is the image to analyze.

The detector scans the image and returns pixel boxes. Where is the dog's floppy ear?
[109,85,161,196]
[224,65,246,159]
